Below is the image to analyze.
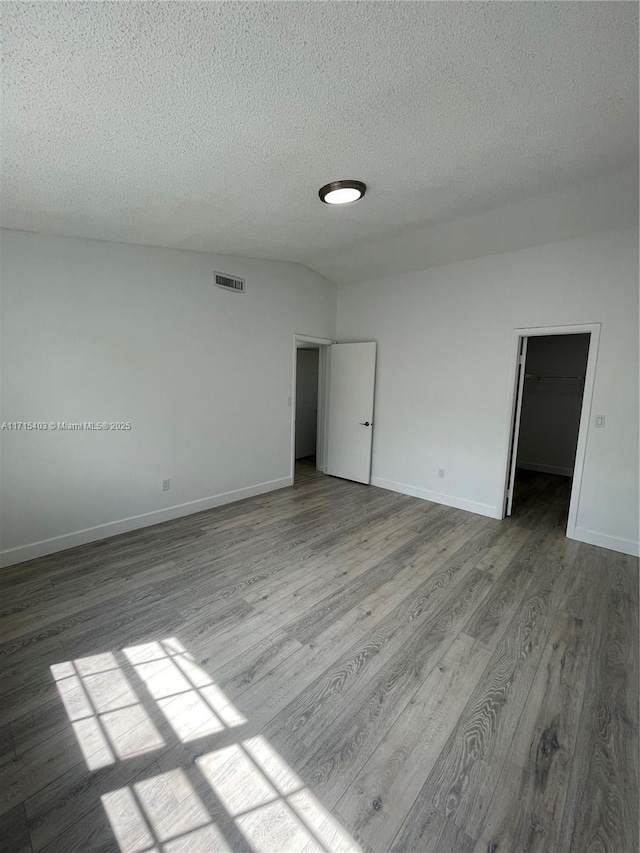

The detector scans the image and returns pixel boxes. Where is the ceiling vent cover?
[215,272,245,293]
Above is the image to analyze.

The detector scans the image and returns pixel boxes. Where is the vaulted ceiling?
[2,2,638,281]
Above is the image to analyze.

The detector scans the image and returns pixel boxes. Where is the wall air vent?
[215,272,245,293]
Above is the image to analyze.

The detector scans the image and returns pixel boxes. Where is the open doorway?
[295,346,321,481]
[291,335,378,486]
[504,324,600,539]
[291,335,332,484]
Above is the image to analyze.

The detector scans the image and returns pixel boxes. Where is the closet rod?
[524,374,585,380]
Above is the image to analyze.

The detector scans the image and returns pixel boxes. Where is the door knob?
[359,421,371,426]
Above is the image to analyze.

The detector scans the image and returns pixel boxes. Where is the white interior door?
[326,342,376,484]
[505,336,528,515]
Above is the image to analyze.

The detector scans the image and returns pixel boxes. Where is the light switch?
[594,415,605,428]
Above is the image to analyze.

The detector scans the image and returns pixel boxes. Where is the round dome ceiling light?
[319,179,367,205]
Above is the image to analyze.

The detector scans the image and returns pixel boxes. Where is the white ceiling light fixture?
[319,180,367,205]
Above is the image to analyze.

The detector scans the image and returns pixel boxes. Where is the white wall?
[0,230,336,565]
[517,334,590,477]
[337,227,639,556]
[308,168,638,284]
[295,349,319,459]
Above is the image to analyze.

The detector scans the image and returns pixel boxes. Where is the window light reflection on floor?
[50,637,246,770]
[123,639,246,740]
[51,651,165,770]
[52,637,361,853]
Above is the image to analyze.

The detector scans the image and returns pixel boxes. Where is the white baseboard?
[518,461,573,477]
[572,526,640,558]
[0,476,293,569]
[371,477,501,520]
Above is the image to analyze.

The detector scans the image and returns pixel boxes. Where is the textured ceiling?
[1,2,638,272]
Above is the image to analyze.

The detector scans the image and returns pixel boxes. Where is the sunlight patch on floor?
[102,768,232,853]
[51,653,164,770]
[53,637,361,853]
[50,637,246,769]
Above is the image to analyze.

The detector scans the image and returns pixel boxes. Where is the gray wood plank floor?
[0,465,637,853]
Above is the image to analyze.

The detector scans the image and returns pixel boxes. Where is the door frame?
[291,334,334,481]
[500,322,601,540]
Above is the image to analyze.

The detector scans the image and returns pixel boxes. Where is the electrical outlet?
[594,415,605,428]
[287,396,292,407]
[438,468,445,478]
[162,478,171,491]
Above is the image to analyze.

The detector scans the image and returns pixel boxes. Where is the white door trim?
[500,322,601,541]
[291,334,334,480]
